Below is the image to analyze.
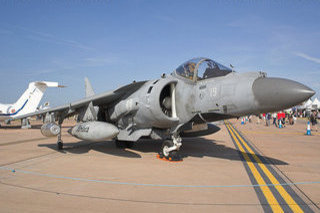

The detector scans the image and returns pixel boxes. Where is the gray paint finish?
[10,58,315,155]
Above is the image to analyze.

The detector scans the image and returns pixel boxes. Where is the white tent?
[301,99,313,109]
[312,98,320,109]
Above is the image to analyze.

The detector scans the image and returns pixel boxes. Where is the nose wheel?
[161,140,174,157]
[158,135,182,161]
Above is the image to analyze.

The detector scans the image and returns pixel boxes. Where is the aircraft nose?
[252,77,315,111]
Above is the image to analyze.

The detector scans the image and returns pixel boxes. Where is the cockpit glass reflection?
[175,58,233,81]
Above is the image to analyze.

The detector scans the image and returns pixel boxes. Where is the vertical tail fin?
[11,81,64,117]
[85,77,95,97]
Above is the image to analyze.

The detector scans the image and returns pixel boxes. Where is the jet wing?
[11,81,147,121]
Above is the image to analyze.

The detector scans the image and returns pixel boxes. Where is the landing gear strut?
[57,140,63,150]
[159,135,182,161]
[21,118,31,129]
[57,121,63,150]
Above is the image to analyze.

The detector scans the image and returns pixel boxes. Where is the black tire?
[115,140,126,148]
[169,150,179,160]
[115,140,134,148]
[125,141,134,148]
[57,141,63,150]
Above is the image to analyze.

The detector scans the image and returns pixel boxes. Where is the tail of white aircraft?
[9,81,64,118]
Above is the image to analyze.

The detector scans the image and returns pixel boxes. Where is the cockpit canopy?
[174,58,233,81]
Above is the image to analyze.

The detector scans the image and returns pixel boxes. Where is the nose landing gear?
[158,135,182,162]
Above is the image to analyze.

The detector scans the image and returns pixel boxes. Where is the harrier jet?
[12,58,315,160]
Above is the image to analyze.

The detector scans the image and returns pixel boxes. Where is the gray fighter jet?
[13,57,315,160]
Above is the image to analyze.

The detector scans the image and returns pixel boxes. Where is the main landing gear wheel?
[56,121,63,150]
[115,140,134,148]
[125,141,134,148]
[158,140,182,162]
[57,141,63,150]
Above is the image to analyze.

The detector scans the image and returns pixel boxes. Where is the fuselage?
[107,58,314,141]
[0,103,18,121]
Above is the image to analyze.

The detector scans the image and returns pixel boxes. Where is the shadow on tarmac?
[0,125,73,130]
[0,124,43,129]
[38,137,288,165]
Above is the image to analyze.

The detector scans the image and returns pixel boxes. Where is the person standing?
[277,111,281,127]
[310,110,318,132]
[266,113,271,126]
[289,112,294,125]
[257,114,261,124]
[281,111,286,127]
[272,112,277,126]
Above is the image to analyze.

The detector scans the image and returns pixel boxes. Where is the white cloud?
[24,31,93,50]
[294,52,320,64]
[2,24,93,50]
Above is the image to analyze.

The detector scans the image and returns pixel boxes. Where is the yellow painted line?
[225,123,284,213]
[228,123,304,213]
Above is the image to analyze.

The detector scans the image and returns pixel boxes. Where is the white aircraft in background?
[0,81,64,126]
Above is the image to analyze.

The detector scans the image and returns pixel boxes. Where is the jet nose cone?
[253,77,315,112]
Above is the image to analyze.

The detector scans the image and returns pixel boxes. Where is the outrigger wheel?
[57,140,63,150]
[115,140,134,148]
[159,140,182,161]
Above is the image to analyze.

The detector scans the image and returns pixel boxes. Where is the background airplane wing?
[11,81,147,121]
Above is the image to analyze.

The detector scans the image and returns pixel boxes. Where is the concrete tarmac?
[0,119,319,212]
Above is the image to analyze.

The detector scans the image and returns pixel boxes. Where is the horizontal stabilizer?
[34,81,66,88]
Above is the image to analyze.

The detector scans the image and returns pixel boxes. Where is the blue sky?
[0,0,319,106]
